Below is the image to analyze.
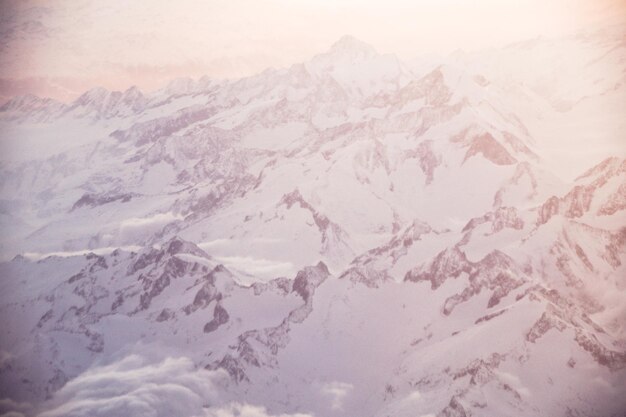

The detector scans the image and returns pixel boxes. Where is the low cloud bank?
[0,398,33,417]
[38,355,221,417]
[34,354,313,417]
[204,403,313,417]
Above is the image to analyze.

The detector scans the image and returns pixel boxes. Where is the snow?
[0,28,625,417]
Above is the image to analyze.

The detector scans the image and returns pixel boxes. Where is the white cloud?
[204,403,313,417]
[214,255,294,277]
[120,212,183,231]
[37,355,224,417]
[22,246,141,261]
[118,212,183,243]
[404,390,422,402]
[0,398,33,417]
[320,381,353,411]
[35,353,315,417]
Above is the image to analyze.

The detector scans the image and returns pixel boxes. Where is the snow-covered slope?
[0,28,625,417]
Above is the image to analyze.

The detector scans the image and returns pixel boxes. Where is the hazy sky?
[0,0,624,101]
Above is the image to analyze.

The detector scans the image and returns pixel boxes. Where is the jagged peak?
[0,93,62,111]
[329,35,377,56]
[314,261,330,275]
[292,262,330,301]
[74,86,109,103]
[163,77,196,95]
[163,236,209,258]
[477,249,515,269]
[122,85,144,98]
[308,35,381,70]
[73,85,145,106]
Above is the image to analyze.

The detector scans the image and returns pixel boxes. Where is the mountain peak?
[164,236,208,258]
[328,35,377,57]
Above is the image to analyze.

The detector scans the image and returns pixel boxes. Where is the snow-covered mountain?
[0,28,625,417]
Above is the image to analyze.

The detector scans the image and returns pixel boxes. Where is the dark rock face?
[71,193,134,211]
[438,396,469,417]
[405,246,472,290]
[164,237,209,258]
[279,190,350,254]
[526,310,567,343]
[474,308,507,324]
[411,140,441,185]
[37,309,54,328]
[86,254,108,272]
[210,262,329,383]
[574,331,626,371]
[204,304,230,333]
[129,249,166,275]
[130,238,213,311]
[156,308,175,322]
[291,261,330,302]
[292,273,311,301]
[521,287,626,371]
[186,284,218,314]
[110,105,217,146]
[406,248,525,315]
[598,182,626,215]
[183,265,233,315]
[464,132,517,166]
[138,257,205,310]
[462,207,524,233]
[209,354,248,382]
[386,68,452,108]
[252,277,292,295]
[538,157,626,224]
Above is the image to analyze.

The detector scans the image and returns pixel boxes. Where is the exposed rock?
[598,182,626,216]
[465,132,517,165]
[204,304,230,333]
[462,206,524,233]
[405,246,472,289]
[526,310,568,343]
[407,248,525,314]
[438,396,469,417]
[71,192,134,211]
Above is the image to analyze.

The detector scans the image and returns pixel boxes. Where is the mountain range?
[0,28,625,417]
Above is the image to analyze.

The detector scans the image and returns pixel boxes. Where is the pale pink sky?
[0,0,624,102]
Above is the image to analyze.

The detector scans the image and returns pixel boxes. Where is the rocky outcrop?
[406,248,526,314]
[462,206,524,234]
[0,94,66,122]
[403,140,441,185]
[438,396,470,417]
[204,304,230,333]
[68,86,148,119]
[598,182,626,216]
[129,236,209,275]
[405,246,472,290]
[464,132,517,165]
[538,158,626,224]
[183,265,233,315]
[131,237,216,311]
[390,68,452,108]
[110,105,218,146]
[71,192,134,211]
[209,262,329,382]
[451,129,517,166]
[279,189,352,256]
